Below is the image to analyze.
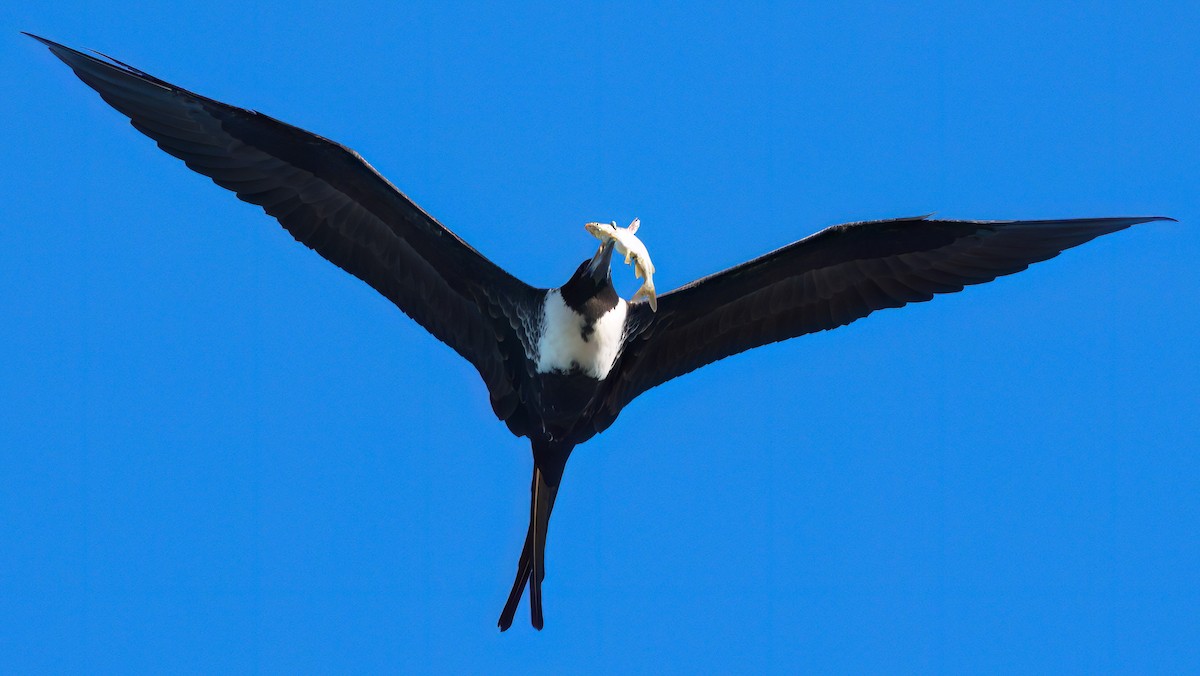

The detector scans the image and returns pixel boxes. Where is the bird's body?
[28,33,1172,632]
[535,291,627,381]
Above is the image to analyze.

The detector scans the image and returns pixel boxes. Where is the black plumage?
[600,215,1161,429]
[29,33,1170,631]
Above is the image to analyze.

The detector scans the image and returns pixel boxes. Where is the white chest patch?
[535,290,627,379]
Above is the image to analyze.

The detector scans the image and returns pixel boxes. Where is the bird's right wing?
[30,34,542,426]
[598,215,1169,428]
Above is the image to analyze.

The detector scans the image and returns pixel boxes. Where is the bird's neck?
[559,271,618,315]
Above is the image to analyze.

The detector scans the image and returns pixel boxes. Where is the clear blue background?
[4,1,1198,672]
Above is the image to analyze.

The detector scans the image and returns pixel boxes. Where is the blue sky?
[3,1,1198,672]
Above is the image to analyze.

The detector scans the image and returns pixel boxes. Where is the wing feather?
[30,33,541,431]
[598,215,1169,427]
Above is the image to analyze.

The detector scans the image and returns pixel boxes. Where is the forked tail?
[498,441,573,631]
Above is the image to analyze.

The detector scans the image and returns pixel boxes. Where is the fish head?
[584,220,619,241]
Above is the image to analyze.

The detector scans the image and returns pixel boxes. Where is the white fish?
[584,218,657,311]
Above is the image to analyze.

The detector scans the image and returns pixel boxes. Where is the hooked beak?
[585,239,616,282]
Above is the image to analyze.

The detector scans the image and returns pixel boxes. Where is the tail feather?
[498,442,572,631]
[497,523,532,631]
[528,468,560,629]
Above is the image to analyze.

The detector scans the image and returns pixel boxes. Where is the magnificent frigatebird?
[28,33,1170,631]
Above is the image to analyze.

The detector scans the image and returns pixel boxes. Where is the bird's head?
[559,238,617,311]
[577,236,616,286]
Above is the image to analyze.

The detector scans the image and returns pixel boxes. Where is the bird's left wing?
[29,34,541,426]
[597,215,1169,428]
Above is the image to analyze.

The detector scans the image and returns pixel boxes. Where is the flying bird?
[28,33,1171,631]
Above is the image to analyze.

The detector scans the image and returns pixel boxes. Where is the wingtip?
[1121,215,1177,226]
[22,31,85,62]
[22,31,65,49]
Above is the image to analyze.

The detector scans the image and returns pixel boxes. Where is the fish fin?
[628,217,640,234]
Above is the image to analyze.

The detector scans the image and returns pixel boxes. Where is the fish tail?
[632,277,657,311]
